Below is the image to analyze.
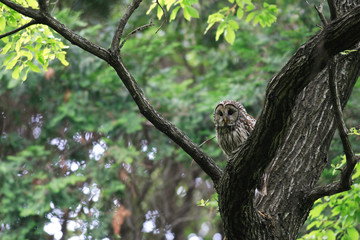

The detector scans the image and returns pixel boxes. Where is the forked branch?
[0,0,224,186]
[110,0,142,55]
[306,57,359,202]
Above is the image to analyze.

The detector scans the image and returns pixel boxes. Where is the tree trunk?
[218,1,360,239]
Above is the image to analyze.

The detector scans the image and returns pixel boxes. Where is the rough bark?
[218,1,360,239]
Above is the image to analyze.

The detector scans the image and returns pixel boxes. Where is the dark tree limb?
[228,4,360,196]
[220,5,360,238]
[0,0,223,186]
[327,0,338,20]
[0,19,37,39]
[110,0,142,55]
[38,0,48,13]
[306,57,359,202]
[108,57,223,186]
[0,0,38,17]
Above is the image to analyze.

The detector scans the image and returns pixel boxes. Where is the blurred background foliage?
[0,0,359,239]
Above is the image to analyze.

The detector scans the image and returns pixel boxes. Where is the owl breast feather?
[216,125,249,157]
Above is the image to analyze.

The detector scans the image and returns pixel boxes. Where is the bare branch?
[306,57,359,202]
[0,19,37,39]
[314,3,328,26]
[1,0,223,188]
[119,20,154,49]
[38,0,48,13]
[108,57,224,186]
[110,0,142,54]
[155,0,166,34]
[327,0,338,20]
[198,136,216,148]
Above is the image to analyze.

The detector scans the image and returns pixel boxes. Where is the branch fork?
[0,0,223,187]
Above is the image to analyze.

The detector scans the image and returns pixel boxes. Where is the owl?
[213,100,256,157]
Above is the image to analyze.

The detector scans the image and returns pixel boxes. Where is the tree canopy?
[1,0,360,239]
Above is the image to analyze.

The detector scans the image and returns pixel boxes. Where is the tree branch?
[38,0,49,13]
[108,57,223,186]
[110,0,142,55]
[314,1,327,26]
[0,0,110,62]
[306,57,359,202]
[225,5,360,199]
[0,19,37,39]
[0,0,223,186]
[0,0,39,18]
[327,0,338,20]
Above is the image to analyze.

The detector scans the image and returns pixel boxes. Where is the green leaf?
[347,228,359,239]
[170,6,181,22]
[224,27,235,45]
[326,230,336,240]
[146,2,157,15]
[0,17,5,32]
[21,68,30,81]
[157,5,164,20]
[187,6,199,18]
[215,22,226,41]
[228,20,239,31]
[11,65,22,79]
[56,52,69,66]
[246,3,255,11]
[27,61,41,73]
[237,8,244,19]
[3,52,16,66]
[7,76,21,89]
[6,55,19,70]
[183,6,199,21]
[245,11,256,23]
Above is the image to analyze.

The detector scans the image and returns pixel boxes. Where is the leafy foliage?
[1,0,359,239]
[299,155,360,240]
[205,1,278,44]
[0,0,69,85]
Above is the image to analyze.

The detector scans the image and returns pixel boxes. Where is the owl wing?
[236,102,256,133]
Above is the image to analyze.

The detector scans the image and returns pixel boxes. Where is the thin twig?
[51,0,60,14]
[198,136,216,148]
[314,3,327,26]
[110,0,143,54]
[119,20,154,49]
[155,0,166,34]
[0,19,37,39]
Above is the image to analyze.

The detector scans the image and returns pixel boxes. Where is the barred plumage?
[213,100,256,157]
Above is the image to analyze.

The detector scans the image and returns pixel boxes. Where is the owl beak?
[223,116,227,124]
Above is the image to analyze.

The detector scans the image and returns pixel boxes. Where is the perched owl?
[213,100,256,157]
[214,100,266,196]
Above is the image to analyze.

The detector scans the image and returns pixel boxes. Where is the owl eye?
[228,109,234,115]
[218,111,223,116]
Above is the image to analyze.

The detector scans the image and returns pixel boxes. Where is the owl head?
[213,100,242,127]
